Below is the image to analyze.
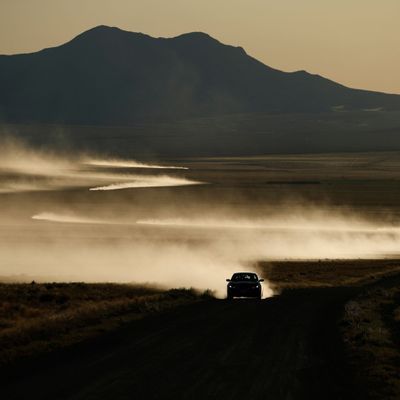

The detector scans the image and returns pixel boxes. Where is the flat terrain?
[342,278,400,399]
[3,111,400,156]
[0,283,207,366]
[2,268,400,400]
[1,152,400,398]
[259,259,400,289]
[2,284,358,400]
[2,262,400,399]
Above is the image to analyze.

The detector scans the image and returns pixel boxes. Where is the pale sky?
[1,0,399,93]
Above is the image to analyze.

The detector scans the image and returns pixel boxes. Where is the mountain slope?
[0,25,399,125]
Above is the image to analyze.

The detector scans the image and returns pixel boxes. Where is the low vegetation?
[261,260,400,398]
[259,259,400,290]
[0,282,213,366]
[341,283,400,399]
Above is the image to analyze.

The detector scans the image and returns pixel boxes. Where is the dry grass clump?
[259,259,400,289]
[0,282,212,366]
[341,285,400,399]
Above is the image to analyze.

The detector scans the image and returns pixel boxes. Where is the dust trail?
[84,159,188,170]
[136,218,400,234]
[32,213,106,224]
[89,176,202,191]
[132,213,400,261]
[3,137,400,297]
[0,183,49,194]
[0,138,197,192]
[18,207,400,297]
[0,237,269,298]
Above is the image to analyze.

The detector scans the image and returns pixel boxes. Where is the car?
[226,272,264,299]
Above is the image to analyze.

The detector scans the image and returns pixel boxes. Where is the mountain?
[0,25,400,125]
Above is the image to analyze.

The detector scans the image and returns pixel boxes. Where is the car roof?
[232,272,258,275]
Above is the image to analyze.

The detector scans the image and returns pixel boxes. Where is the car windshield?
[231,273,258,282]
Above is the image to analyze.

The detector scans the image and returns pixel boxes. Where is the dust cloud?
[4,206,399,297]
[32,212,106,224]
[1,139,400,298]
[84,159,188,169]
[89,176,201,191]
[0,138,199,193]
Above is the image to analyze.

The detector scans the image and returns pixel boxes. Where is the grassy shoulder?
[341,281,400,400]
[259,259,400,290]
[0,282,213,366]
[260,260,400,399]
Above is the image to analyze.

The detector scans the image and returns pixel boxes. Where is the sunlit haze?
[1,139,400,297]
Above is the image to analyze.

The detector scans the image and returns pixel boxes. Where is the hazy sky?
[1,0,399,93]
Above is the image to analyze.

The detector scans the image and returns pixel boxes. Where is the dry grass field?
[260,259,400,399]
[342,280,400,400]
[0,282,211,366]
[259,259,400,290]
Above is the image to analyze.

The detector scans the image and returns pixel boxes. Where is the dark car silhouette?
[226,272,264,299]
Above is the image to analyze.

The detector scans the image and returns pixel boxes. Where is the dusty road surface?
[2,287,359,400]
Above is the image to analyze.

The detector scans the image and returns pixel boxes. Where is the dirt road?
[2,287,359,400]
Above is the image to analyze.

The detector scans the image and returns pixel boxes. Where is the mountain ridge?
[0,25,399,125]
